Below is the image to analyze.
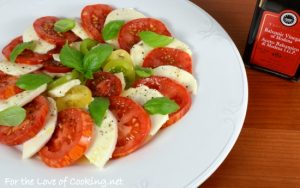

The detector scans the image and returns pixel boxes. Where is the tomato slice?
[39,108,93,168]
[0,96,49,146]
[81,4,113,42]
[110,96,151,158]
[118,18,171,52]
[33,16,79,46]
[86,72,122,97]
[43,59,72,73]
[134,76,191,128]
[2,36,52,65]
[143,47,193,73]
[0,73,22,100]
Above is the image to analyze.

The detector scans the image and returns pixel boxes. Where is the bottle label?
[251,10,300,77]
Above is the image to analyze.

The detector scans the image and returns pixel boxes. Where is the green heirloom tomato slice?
[103,60,135,86]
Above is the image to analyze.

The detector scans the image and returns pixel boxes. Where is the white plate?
[0,0,248,187]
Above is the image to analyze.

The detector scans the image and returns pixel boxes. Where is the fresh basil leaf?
[83,44,113,78]
[139,31,174,48]
[88,97,110,127]
[102,20,125,41]
[60,44,84,72]
[54,18,75,33]
[144,97,180,115]
[10,41,36,63]
[135,66,153,78]
[80,38,99,55]
[0,106,26,126]
[16,74,53,90]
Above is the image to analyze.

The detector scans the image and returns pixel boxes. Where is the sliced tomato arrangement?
[33,16,79,46]
[0,73,22,100]
[0,4,197,169]
[86,71,122,97]
[39,108,93,168]
[43,59,72,73]
[81,4,113,42]
[109,96,151,158]
[0,96,49,145]
[134,76,192,128]
[2,36,52,65]
[143,47,193,73]
[118,18,172,51]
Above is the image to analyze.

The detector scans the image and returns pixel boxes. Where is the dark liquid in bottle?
[244,0,300,80]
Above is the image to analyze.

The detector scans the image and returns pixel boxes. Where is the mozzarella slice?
[104,8,146,48]
[0,61,42,76]
[153,65,198,95]
[0,84,47,111]
[69,41,81,51]
[52,54,60,62]
[85,110,118,169]
[72,19,90,40]
[130,39,192,66]
[43,71,66,78]
[104,8,146,25]
[48,79,81,98]
[23,26,55,54]
[122,85,168,136]
[114,72,126,90]
[22,98,57,159]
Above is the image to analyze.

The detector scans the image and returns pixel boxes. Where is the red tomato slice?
[81,4,113,42]
[0,96,49,146]
[118,18,171,52]
[86,72,122,97]
[110,96,151,158]
[33,16,79,46]
[134,76,191,128]
[2,36,52,65]
[43,59,72,73]
[39,108,93,168]
[143,47,193,73]
[0,73,22,100]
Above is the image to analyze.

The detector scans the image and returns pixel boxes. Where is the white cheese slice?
[22,97,57,159]
[114,72,126,90]
[153,65,198,95]
[72,19,90,40]
[69,41,81,51]
[23,26,55,54]
[0,84,47,111]
[48,79,81,98]
[130,39,192,66]
[42,71,66,78]
[104,8,146,48]
[52,54,60,62]
[122,85,169,136]
[0,61,42,76]
[85,110,118,169]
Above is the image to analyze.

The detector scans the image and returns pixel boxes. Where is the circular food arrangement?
[0,4,198,169]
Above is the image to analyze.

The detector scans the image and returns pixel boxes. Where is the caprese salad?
[0,4,198,168]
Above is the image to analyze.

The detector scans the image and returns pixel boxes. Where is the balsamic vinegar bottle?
[244,0,300,80]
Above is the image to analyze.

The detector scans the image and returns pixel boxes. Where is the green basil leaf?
[60,44,84,72]
[10,41,36,63]
[102,20,125,41]
[83,44,113,78]
[16,74,53,90]
[143,97,180,115]
[135,66,153,78]
[80,38,99,55]
[88,97,110,127]
[0,106,26,126]
[139,31,174,48]
[54,18,75,33]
